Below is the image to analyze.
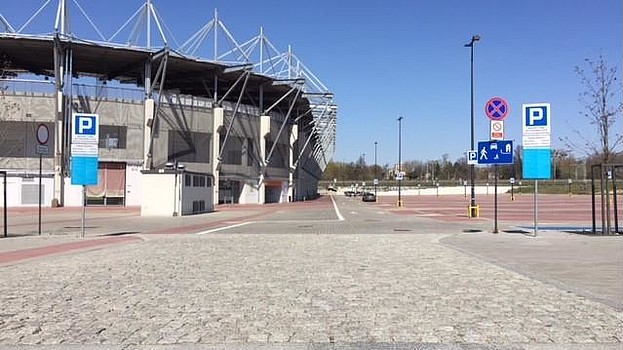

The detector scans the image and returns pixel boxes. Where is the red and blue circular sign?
[485,97,510,121]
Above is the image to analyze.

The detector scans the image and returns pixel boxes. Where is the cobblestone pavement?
[0,197,621,349]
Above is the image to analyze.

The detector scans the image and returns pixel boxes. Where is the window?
[193,175,206,187]
[266,141,288,168]
[99,125,127,149]
[246,138,256,166]
[168,131,210,163]
[219,134,243,165]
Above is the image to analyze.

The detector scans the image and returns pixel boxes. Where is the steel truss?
[1,0,337,177]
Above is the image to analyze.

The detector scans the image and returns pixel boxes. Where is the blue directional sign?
[477,140,514,165]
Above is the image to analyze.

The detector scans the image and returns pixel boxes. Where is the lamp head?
[465,35,481,47]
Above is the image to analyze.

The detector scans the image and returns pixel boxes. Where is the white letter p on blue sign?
[72,113,99,144]
[78,117,93,134]
[525,105,548,126]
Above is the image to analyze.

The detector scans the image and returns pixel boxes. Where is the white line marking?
[330,195,345,221]
[196,221,254,235]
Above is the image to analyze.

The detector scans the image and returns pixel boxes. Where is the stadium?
[0,0,337,215]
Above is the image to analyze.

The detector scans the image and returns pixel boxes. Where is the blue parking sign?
[524,105,549,127]
[72,113,99,144]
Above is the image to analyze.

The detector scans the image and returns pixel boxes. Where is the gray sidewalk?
[0,196,621,348]
[440,230,623,311]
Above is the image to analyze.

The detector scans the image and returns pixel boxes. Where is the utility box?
[141,169,214,216]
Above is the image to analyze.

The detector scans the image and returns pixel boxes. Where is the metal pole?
[493,165,498,233]
[468,36,479,217]
[591,165,596,234]
[605,165,611,234]
[534,180,538,237]
[81,185,86,238]
[612,166,619,233]
[397,117,403,207]
[374,141,378,201]
[3,171,6,237]
[601,165,606,234]
[39,154,42,236]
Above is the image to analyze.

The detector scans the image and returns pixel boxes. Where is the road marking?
[330,195,345,221]
[196,222,254,235]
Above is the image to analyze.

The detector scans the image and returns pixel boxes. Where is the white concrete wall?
[141,172,176,216]
[0,175,54,207]
[125,164,143,206]
[239,180,259,204]
[280,180,289,203]
[259,115,271,204]
[181,179,214,215]
[64,179,85,206]
[211,108,224,206]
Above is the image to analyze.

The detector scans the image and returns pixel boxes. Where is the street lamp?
[397,116,404,207]
[374,141,378,201]
[465,34,481,218]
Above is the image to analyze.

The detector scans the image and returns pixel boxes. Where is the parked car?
[344,190,356,197]
[327,185,337,192]
[362,192,376,202]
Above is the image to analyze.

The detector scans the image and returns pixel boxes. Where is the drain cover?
[393,228,411,232]
[462,229,482,233]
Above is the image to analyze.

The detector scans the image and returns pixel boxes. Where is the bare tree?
[563,55,623,164]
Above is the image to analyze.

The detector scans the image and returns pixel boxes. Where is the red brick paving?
[0,236,142,265]
[377,194,604,224]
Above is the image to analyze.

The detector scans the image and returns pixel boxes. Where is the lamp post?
[397,116,403,207]
[465,34,481,217]
[374,141,378,201]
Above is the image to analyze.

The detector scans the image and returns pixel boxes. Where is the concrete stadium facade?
[0,1,337,214]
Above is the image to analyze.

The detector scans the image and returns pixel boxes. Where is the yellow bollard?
[468,205,480,218]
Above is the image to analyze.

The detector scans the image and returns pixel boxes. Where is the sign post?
[71,113,99,238]
[522,103,552,237]
[483,97,510,226]
[477,139,514,233]
[36,124,49,236]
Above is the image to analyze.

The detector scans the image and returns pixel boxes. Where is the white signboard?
[71,143,99,156]
[467,150,477,165]
[490,120,504,140]
[522,103,551,148]
[36,145,49,155]
[71,113,99,144]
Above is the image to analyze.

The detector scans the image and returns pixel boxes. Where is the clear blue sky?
[3,0,622,166]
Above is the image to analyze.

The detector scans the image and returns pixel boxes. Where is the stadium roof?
[0,34,309,112]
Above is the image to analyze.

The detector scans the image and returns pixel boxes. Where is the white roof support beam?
[19,0,53,34]
[217,71,251,162]
[0,14,15,33]
[264,87,301,167]
[217,69,251,107]
[263,79,303,115]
